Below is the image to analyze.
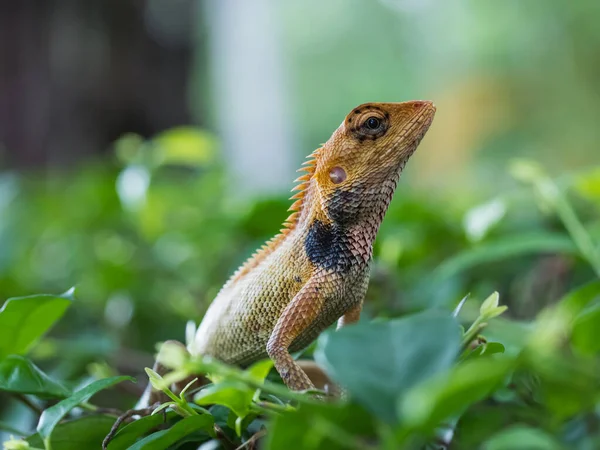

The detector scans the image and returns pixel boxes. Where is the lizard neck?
[286,151,404,266]
[298,167,401,267]
[345,173,400,262]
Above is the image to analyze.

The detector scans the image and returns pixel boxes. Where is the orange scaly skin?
[189,100,436,391]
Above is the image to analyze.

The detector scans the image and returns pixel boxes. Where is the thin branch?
[235,429,267,450]
[214,423,237,450]
[13,394,43,416]
[80,401,123,417]
[102,403,160,450]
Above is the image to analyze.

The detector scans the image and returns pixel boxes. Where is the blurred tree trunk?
[0,0,196,169]
[203,0,295,195]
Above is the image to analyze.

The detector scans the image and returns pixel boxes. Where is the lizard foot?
[297,360,342,398]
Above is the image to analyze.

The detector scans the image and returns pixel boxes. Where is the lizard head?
[307,101,436,227]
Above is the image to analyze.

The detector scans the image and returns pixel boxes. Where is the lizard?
[152,100,436,395]
[185,100,436,391]
[102,101,436,449]
[102,101,436,448]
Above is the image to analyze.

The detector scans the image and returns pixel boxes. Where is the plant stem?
[250,400,296,416]
[461,318,486,350]
[255,401,295,413]
[548,179,600,277]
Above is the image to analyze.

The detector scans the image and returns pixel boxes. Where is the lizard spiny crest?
[228,147,321,284]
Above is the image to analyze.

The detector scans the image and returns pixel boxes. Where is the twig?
[235,429,267,450]
[80,402,123,417]
[253,401,294,414]
[102,403,160,450]
[215,423,237,450]
[13,394,43,416]
[95,407,125,417]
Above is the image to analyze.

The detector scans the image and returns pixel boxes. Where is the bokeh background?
[1,0,599,428]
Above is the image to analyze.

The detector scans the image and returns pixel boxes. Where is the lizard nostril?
[412,100,435,111]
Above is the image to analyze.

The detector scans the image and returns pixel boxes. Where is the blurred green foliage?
[0,126,599,448]
[2,1,600,448]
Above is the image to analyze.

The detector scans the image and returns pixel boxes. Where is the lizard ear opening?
[329,166,347,184]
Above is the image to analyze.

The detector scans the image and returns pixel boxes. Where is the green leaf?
[483,424,563,450]
[481,342,506,356]
[484,319,531,356]
[0,292,73,358]
[526,351,598,419]
[314,311,461,423]
[151,402,175,416]
[27,415,116,450]
[246,359,273,382]
[194,381,253,419]
[558,280,600,317]
[399,357,513,432]
[528,281,600,352]
[144,368,168,392]
[433,233,577,280]
[37,376,134,446]
[478,292,508,321]
[571,303,600,355]
[480,292,500,316]
[0,355,70,398]
[266,402,376,450]
[127,415,214,450]
[463,342,506,361]
[107,412,177,450]
[452,294,469,318]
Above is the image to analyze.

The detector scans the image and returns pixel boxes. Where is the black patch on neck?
[327,187,362,227]
[304,220,352,273]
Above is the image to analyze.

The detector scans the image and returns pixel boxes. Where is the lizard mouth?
[406,101,436,144]
[385,101,436,165]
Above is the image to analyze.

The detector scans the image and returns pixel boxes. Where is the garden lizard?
[184,100,436,391]
[141,101,436,397]
[108,100,436,450]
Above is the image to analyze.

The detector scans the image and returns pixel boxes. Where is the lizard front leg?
[266,276,328,391]
[287,304,361,395]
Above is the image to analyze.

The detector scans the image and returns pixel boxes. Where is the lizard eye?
[365,117,381,130]
[329,166,347,184]
[351,110,389,140]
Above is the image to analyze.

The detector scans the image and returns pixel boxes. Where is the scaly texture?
[191,101,436,390]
